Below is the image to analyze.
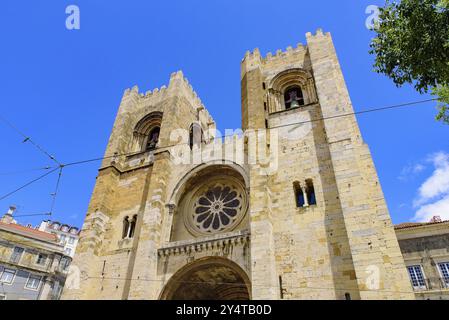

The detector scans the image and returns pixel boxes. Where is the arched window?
[284,86,304,109]
[129,215,137,238]
[122,217,129,239]
[294,180,317,208]
[146,127,160,151]
[293,182,305,208]
[133,112,163,153]
[122,215,137,239]
[306,179,317,206]
[189,123,203,150]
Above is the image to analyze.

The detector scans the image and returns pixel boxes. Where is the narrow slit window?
[129,215,137,238]
[122,217,129,239]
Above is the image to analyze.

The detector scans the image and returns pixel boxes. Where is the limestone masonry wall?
[62,29,415,300]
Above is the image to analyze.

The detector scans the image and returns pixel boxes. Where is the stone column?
[302,181,309,207]
[161,203,176,244]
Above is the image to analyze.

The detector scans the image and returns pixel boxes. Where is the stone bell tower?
[240,29,414,299]
[63,29,414,301]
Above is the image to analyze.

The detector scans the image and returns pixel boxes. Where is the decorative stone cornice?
[158,230,250,257]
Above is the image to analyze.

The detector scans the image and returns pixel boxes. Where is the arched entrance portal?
[160,258,251,300]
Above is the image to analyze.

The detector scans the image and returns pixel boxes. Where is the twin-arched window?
[122,215,137,239]
[293,179,317,208]
[134,113,206,153]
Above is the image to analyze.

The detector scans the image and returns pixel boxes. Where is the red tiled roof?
[0,221,57,242]
[394,220,449,230]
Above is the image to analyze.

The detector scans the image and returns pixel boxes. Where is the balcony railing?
[412,277,449,291]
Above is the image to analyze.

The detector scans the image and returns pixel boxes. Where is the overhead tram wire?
[0,168,59,219]
[49,167,64,214]
[0,97,438,219]
[85,274,418,295]
[8,212,52,218]
[62,97,438,168]
[0,114,65,217]
[0,166,56,176]
[0,167,60,202]
[0,115,62,167]
[0,167,61,217]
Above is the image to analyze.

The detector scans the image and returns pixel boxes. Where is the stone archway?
[160,257,251,300]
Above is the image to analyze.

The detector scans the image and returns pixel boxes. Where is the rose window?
[184,179,247,235]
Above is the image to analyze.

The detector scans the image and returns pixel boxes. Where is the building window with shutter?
[407,265,427,290]
[0,268,16,284]
[36,253,48,265]
[438,262,449,288]
[25,275,42,291]
[10,247,24,264]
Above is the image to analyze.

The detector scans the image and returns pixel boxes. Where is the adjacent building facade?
[38,221,80,258]
[61,29,417,300]
[0,207,72,300]
[396,218,449,300]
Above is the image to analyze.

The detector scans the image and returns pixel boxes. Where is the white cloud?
[412,152,449,222]
[414,195,449,222]
[398,163,426,181]
[414,164,426,174]
[413,152,449,207]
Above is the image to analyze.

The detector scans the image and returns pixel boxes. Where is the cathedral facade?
[62,29,415,300]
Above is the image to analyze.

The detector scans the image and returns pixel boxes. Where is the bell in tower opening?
[284,86,304,109]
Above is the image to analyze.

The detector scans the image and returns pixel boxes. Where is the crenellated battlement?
[262,42,306,63]
[305,28,330,39]
[242,41,307,63]
[241,28,330,69]
[122,70,214,125]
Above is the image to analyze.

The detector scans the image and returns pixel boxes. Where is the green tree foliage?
[370,0,449,123]
[434,85,449,122]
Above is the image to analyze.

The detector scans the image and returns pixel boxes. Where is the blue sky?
[0,0,448,228]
